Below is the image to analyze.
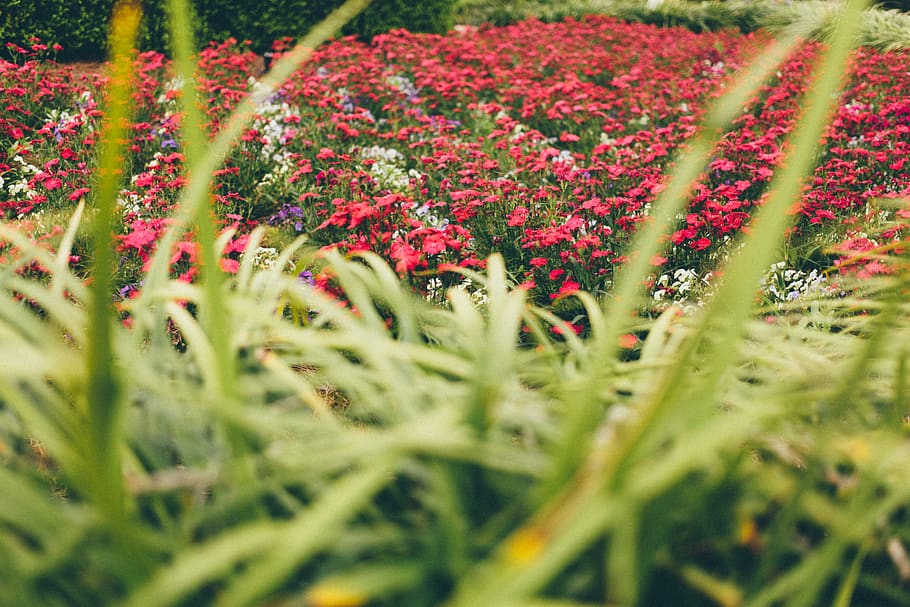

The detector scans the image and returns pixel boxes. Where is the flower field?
[6,4,910,605]
[2,16,909,313]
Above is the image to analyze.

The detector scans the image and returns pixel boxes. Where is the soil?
[53,53,268,78]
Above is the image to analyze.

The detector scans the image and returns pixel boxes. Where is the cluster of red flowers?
[1,17,908,305]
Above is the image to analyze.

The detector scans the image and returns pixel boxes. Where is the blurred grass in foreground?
[1,0,910,605]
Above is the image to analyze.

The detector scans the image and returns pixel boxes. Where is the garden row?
[456,0,910,52]
[2,15,909,316]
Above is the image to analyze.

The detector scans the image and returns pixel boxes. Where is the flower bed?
[2,16,909,309]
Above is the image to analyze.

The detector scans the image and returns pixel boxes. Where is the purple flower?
[297,270,315,286]
[269,204,305,232]
[118,281,143,299]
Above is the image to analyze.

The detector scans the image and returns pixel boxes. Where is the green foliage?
[343,0,456,39]
[0,0,112,59]
[875,0,910,10]
[2,0,910,605]
[0,0,454,60]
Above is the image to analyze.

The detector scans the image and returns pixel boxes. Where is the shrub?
[0,0,454,60]
[0,0,112,60]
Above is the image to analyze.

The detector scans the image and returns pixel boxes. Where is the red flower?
[550,279,580,300]
[507,206,529,227]
[422,232,447,255]
[390,240,421,273]
[68,187,90,201]
[618,333,638,349]
[120,221,158,252]
[170,240,199,264]
[219,258,240,273]
[690,237,712,251]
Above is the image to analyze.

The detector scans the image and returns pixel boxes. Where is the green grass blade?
[124,458,397,607]
[85,0,142,522]
[49,200,85,301]
[303,562,425,606]
[213,456,399,607]
[832,543,867,607]
[167,0,237,400]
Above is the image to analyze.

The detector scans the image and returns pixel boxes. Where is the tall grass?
[1,0,909,605]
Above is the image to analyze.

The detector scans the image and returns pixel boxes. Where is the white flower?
[244,246,280,269]
[386,74,419,99]
[357,145,421,192]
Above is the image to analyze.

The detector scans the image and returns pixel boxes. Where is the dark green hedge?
[0,0,454,60]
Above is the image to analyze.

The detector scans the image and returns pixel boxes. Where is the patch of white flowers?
[243,246,281,270]
[424,277,444,301]
[413,202,448,228]
[117,152,168,217]
[702,59,726,77]
[847,134,864,149]
[248,79,301,161]
[5,154,41,199]
[157,76,184,105]
[255,151,297,195]
[424,276,488,307]
[386,73,419,100]
[651,262,834,309]
[45,108,74,131]
[358,145,420,192]
[759,261,830,305]
[653,268,714,304]
[553,149,575,165]
[457,278,489,306]
[243,79,305,194]
[45,90,97,139]
[251,110,298,162]
[117,189,143,216]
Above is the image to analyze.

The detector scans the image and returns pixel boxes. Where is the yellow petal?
[306,585,366,607]
[504,527,547,565]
